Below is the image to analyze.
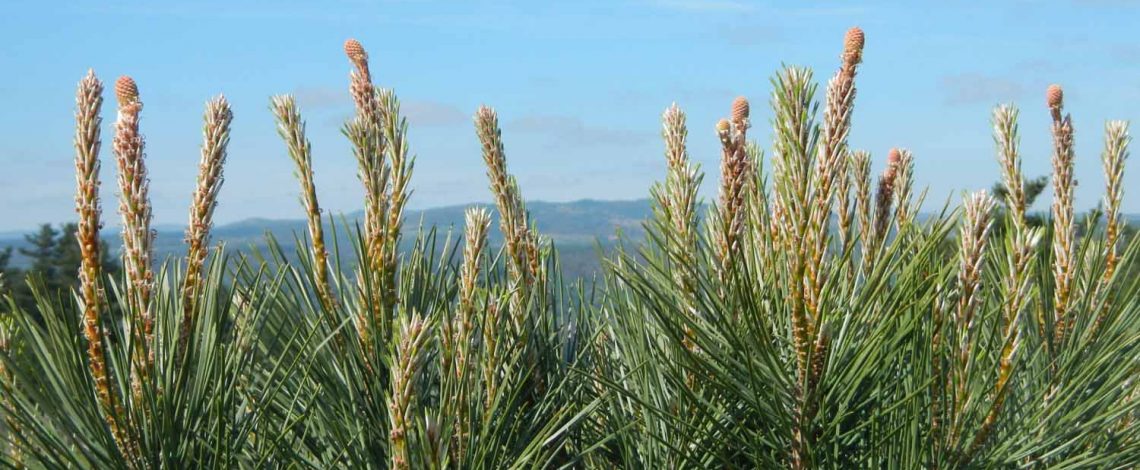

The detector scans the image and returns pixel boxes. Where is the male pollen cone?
[344,38,367,62]
[115,76,139,105]
[1046,84,1064,110]
[731,96,750,123]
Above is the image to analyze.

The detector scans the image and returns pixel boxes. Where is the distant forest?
[2,197,1136,313]
[0,199,651,312]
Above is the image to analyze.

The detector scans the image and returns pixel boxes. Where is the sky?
[1,0,1138,232]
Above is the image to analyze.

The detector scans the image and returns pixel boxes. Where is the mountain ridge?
[4,199,1139,279]
[0,199,655,278]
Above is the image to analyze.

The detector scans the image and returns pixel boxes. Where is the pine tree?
[19,224,59,289]
[51,223,119,290]
[53,223,84,289]
[0,247,14,298]
[4,223,120,313]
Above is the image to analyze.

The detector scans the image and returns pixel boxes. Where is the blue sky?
[1,0,1138,232]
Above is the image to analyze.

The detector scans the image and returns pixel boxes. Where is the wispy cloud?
[649,0,862,15]
[1072,0,1140,7]
[783,6,867,16]
[610,85,736,107]
[508,115,651,149]
[719,23,784,46]
[404,100,469,127]
[1110,44,1140,63]
[294,87,350,110]
[316,98,469,128]
[1014,59,1060,75]
[649,0,756,12]
[940,74,1023,105]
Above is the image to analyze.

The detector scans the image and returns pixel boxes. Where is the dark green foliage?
[993,175,1049,228]
[0,253,306,467]
[3,223,120,313]
[19,224,59,288]
[2,35,1138,468]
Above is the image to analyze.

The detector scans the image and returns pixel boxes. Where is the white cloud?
[508,115,651,148]
[403,100,469,127]
[648,0,757,12]
[293,87,350,110]
[940,74,1023,105]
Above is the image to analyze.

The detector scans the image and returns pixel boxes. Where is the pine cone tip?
[888,148,902,166]
[731,96,750,122]
[1046,84,1064,109]
[845,27,865,56]
[344,38,367,62]
[115,76,139,105]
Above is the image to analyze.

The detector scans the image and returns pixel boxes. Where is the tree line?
[0,223,119,313]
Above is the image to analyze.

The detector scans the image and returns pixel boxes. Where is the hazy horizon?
[2,0,1138,232]
[6,195,1139,239]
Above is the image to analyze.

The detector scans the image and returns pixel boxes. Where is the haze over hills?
[4,199,1138,280]
[0,199,653,280]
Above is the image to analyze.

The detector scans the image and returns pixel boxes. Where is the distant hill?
[0,199,654,280]
[5,202,1137,281]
